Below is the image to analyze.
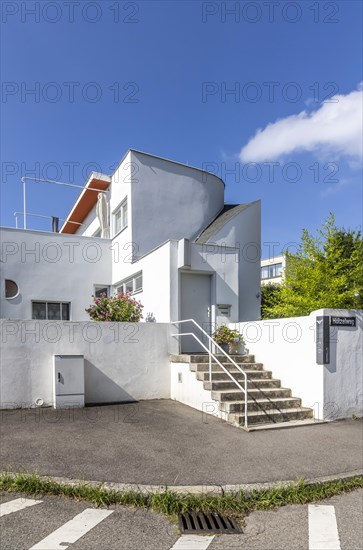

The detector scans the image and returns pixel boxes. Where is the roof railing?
[13,212,84,231]
[20,176,108,230]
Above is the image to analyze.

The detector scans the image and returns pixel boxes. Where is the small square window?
[61,303,70,320]
[94,286,110,298]
[32,302,47,320]
[125,280,133,293]
[134,275,142,291]
[47,302,61,320]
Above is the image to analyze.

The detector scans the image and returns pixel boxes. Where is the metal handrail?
[171,319,248,428]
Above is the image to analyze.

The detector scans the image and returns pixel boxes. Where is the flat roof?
[59,149,226,234]
[59,173,111,234]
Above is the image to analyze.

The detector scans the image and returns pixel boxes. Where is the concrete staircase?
[172,353,314,430]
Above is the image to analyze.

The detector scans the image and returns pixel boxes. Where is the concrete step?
[212,387,292,401]
[229,407,314,426]
[204,378,281,391]
[195,370,272,381]
[189,354,255,363]
[190,362,264,372]
[221,397,302,413]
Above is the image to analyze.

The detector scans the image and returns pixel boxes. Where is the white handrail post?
[171,319,249,430]
[245,374,248,429]
[208,339,212,382]
[22,178,26,229]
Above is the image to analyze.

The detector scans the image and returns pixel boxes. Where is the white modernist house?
[1,151,361,425]
[1,150,261,342]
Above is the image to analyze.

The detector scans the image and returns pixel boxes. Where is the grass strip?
[0,471,362,519]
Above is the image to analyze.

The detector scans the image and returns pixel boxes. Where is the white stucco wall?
[129,151,225,258]
[114,240,173,323]
[0,320,173,408]
[0,228,112,321]
[170,362,223,419]
[319,309,363,419]
[190,243,239,325]
[231,308,362,420]
[201,201,261,321]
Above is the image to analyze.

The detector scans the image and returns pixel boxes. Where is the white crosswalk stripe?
[0,497,349,549]
[28,508,113,550]
[169,534,215,550]
[308,504,341,550]
[0,498,43,517]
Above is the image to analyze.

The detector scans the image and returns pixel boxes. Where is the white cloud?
[239,84,363,163]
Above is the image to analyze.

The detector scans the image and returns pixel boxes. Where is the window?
[261,263,283,280]
[5,279,19,299]
[115,272,142,295]
[113,199,128,235]
[93,228,101,238]
[32,301,70,320]
[94,285,110,298]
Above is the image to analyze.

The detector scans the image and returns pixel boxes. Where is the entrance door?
[180,273,212,353]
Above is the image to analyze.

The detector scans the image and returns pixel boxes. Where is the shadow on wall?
[84,360,137,405]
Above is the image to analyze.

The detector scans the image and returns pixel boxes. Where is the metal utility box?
[53,355,85,408]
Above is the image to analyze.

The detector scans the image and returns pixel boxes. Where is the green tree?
[261,283,282,319]
[265,214,363,318]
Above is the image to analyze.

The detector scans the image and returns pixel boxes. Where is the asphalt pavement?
[1,400,362,486]
[1,489,362,549]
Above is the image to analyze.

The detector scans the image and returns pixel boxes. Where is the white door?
[53,355,85,408]
[180,273,212,353]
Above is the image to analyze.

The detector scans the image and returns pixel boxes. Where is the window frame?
[4,279,19,300]
[261,262,283,280]
[112,198,128,237]
[114,271,142,296]
[94,285,110,298]
[31,300,71,320]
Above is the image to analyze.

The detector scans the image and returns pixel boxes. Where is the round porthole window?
[5,279,19,299]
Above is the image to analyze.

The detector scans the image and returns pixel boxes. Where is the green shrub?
[212,325,244,345]
[86,292,143,322]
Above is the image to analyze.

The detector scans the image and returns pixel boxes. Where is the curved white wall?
[130,151,224,258]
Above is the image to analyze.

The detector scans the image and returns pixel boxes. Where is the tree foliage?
[261,283,282,319]
[264,214,363,318]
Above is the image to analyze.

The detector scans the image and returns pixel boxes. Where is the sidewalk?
[1,400,362,487]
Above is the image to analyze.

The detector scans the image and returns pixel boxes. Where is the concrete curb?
[2,469,362,496]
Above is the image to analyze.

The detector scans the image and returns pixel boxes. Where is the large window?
[113,199,128,235]
[115,272,142,295]
[32,301,70,320]
[261,263,283,280]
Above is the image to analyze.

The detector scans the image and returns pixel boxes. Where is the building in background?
[260,255,285,285]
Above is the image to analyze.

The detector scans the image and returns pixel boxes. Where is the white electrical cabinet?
[53,355,85,408]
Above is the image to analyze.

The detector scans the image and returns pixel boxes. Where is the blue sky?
[1,0,362,256]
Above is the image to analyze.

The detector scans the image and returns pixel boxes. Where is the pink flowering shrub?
[86,292,143,322]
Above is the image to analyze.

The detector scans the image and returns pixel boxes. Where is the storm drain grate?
[178,511,242,534]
